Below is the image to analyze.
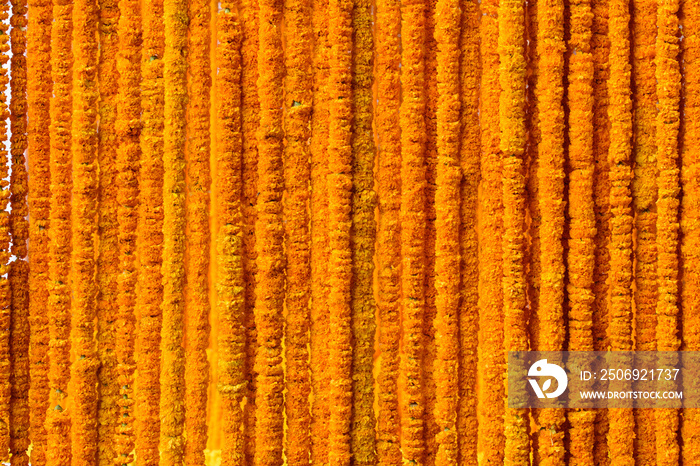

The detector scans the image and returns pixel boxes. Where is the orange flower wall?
[0,0,693,464]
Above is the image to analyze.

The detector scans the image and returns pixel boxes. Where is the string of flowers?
[565,0,596,462]
[0,0,10,456]
[433,0,460,462]
[326,0,353,461]
[607,0,635,462]
[630,0,657,460]
[681,0,700,461]
[350,0,376,462]
[374,0,401,461]
[254,0,285,460]
[70,0,100,461]
[591,0,611,461]
[457,0,480,461]
[45,0,72,462]
[238,0,260,459]
[654,0,682,463]
[214,6,245,463]
[135,0,164,461]
[422,3,438,462]
[8,0,30,459]
[499,0,531,462]
[114,0,141,461]
[283,0,312,460]
[26,0,52,461]
[535,0,567,461]
[95,0,119,463]
[184,0,212,462]
[309,0,330,462]
[477,0,505,460]
[160,0,188,460]
[399,0,427,461]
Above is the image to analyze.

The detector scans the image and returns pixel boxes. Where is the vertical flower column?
[499,0,530,463]
[433,0,461,461]
[681,0,700,462]
[215,4,244,464]
[184,0,212,461]
[477,0,505,461]
[565,0,596,462]
[95,0,119,463]
[70,0,100,460]
[535,0,566,461]
[136,0,164,462]
[254,0,285,460]
[457,0,480,462]
[399,0,427,461]
[326,0,353,461]
[26,0,52,461]
[607,0,635,462]
[350,0,376,463]
[0,0,11,457]
[160,0,187,461]
[114,0,141,462]
[284,0,312,460]
[591,0,611,461]
[309,0,330,462]
[238,0,259,459]
[375,0,401,461]
[654,0,682,463]
[44,0,72,462]
[9,0,30,461]
[630,0,657,460]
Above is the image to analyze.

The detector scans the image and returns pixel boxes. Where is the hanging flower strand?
[375,0,401,461]
[136,0,164,462]
[309,0,330,461]
[565,0,596,462]
[160,0,188,461]
[45,0,73,462]
[26,0,52,461]
[283,0,312,460]
[95,0,119,463]
[9,0,30,459]
[215,4,244,464]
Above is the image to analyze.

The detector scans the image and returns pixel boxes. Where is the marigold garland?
[477,0,505,461]
[95,0,119,463]
[45,0,72,462]
[8,0,30,460]
[565,0,596,462]
[0,0,11,457]
[26,0,52,461]
[309,0,330,462]
[114,0,141,461]
[681,0,700,461]
[399,0,428,461]
[654,0,681,463]
[283,0,312,460]
[629,0,657,461]
[326,0,354,461]
[374,0,401,461]
[136,0,164,461]
[457,0,479,463]
[607,0,635,462]
[238,0,260,459]
[214,6,244,464]
[160,0,188,461]
[253,0,285,461]
[184,0,212,462]
[433,0,460,462]
[350,0,376,462]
